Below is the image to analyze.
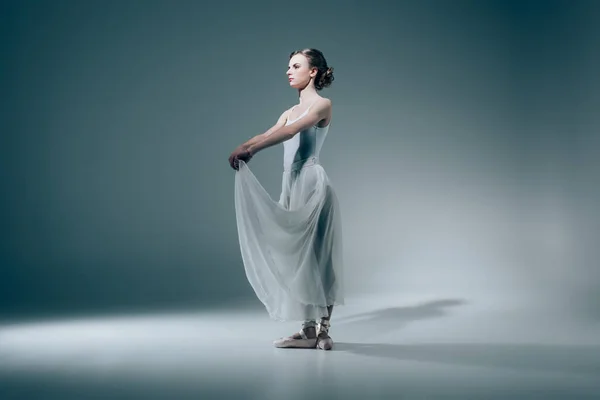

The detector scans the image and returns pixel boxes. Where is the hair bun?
[320,66,334,89]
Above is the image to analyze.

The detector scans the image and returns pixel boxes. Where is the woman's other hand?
[229,146,252,170]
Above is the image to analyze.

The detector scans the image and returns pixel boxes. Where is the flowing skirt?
[234,157,344,321]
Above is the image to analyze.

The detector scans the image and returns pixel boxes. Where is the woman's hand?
[229,145,245,169]
[229,146,253,170]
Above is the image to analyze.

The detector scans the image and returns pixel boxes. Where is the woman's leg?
[317,305,334,350]
[297,320,317,339]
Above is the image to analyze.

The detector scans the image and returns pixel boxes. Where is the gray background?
[2,0,599,321]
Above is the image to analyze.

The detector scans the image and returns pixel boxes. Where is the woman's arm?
[248,98,331,156]
[238,108,292,149]
[229,108,294,169]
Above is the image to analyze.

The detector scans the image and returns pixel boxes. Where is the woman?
[228,48,343,350]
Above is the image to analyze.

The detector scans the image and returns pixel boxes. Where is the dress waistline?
[284,156,320,172]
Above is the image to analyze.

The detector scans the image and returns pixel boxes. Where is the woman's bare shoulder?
[316,96,332,107]
[315,96,332,112]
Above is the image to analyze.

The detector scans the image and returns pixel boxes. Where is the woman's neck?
[297,86,319,104]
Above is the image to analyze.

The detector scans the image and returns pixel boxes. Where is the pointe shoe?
[273,328,317,349]
[316,320,333,350]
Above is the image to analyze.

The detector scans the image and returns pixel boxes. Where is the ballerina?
[229,48,343,350]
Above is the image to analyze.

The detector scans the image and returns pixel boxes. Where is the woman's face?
[286,54,316,89]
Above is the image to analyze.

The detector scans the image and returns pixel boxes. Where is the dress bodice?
[283,103,330,171]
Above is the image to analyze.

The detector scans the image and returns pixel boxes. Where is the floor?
[1,294,599,399]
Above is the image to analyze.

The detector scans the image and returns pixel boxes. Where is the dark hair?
[289,48,334,91]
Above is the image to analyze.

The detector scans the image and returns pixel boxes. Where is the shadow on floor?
[333,298,467,336]
[334,341,600,376]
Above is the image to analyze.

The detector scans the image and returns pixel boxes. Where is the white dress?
[234,103,344,322]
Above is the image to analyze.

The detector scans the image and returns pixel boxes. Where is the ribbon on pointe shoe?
[318,319,331,335]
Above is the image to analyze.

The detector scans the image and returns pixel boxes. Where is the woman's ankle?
[302,326,316,339]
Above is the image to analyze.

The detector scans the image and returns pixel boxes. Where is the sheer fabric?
[234,158,344,321]
[234,107,344,321]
